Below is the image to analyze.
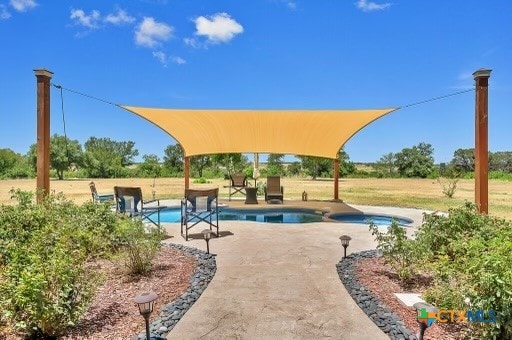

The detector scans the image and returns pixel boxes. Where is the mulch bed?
[0,247,197,340]
[357,256,463,339]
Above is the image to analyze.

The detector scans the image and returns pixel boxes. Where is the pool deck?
[159,200,426,339]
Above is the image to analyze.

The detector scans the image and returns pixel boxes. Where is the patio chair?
[181,188,219,241]
[226,173,248,201]
[114,186,165,228]
[89,181,114,203]
[264,176,284,203]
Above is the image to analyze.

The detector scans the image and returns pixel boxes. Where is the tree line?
[1,135,512,180]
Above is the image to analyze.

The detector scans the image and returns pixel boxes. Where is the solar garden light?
[413,301,439,340]
[135,291,158,340]
[202,229,215,254]
[339,235,351,258]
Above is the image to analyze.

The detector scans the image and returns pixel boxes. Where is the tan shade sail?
[121,106,397,159]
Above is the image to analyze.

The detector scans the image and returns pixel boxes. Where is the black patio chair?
[181,188,219,241]
[114,186,165,228]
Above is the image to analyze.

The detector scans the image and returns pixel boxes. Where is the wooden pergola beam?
[34,69,53,203]
[473,68,491,214]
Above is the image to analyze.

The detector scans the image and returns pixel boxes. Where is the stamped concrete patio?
[161,202,425,339]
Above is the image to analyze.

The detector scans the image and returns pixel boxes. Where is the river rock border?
[135,243,217,340]
[336,250,417,340]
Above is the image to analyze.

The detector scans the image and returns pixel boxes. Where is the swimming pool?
[161,207,412,225]
[328,213,413,226]
[160,207,325,223]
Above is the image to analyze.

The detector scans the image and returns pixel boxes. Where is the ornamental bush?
[369,219,420,281]
[415,203,512,339]
[0,190,160,337]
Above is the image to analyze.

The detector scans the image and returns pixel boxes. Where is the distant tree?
[298,156,331,179]
[137,154,161,178]
[287,161,302,176]
[338,148,356,177]
[266,153,285,176]
[0,148,21,176]
[450,148,475,173]
[163,144,184,175]
[211,153,246,176]
[190,155,211,178]
[85,137,138,167]
[0,149,32,178]
[489,151,512,172]
[27,134,83,180]
[83,137,138,178]
[373,152,396,176]
[395,142,435,178]
[298,149,354,179]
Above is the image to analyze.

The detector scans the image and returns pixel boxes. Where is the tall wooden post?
[34,69,53,202]
[334,158,339,200]
[184,156,190,190]
[473,68,491,214]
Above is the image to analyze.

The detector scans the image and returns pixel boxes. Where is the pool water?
[160,207,324,224]
[161,207,412,225]
[328,213,413,226]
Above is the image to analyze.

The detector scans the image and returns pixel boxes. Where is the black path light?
[135,291,158,340]
[202,229,215,254]
[413,301,439,340]
[339,235,352,258]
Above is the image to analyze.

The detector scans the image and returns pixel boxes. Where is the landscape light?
[339,235,351,258]
[202,229,215,254]
[135,291,158,340]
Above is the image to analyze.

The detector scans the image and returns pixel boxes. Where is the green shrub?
[0,192,96,336]
[437,177,459,198]
[415,203,512,339]
[114,218,162,276]
[369,220,419,281]
[0,190,162,337]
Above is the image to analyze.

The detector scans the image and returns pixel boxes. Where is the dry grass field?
[1,177,511,220]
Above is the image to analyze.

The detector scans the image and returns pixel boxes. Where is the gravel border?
[135,243,217,340]
[336,250,417,340]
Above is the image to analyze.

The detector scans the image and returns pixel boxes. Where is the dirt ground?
[1,177,511,219]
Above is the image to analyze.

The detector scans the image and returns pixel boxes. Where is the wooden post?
[34,69,53,203]
[334,158,339,200]
[473,68,491,214]
[184,156,190,190]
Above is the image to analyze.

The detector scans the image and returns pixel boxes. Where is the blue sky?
[1,0,511,163]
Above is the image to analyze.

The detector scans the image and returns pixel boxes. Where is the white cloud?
[0,5,11,19]
[171,56,186,65]
[70,9,101,29]
[355,0,391,12]
[104,9,135,25]
[9,0,36,12]
[193,13,243,44]
[153,51,168,67]
[285,1,297,10]
[135,17,173,48]
[152,52,186,67]
[183,37,202,48]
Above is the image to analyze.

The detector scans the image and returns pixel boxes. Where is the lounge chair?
[89,181,114,203]
[181,188,219,241]
[264,176,284,203]
[226,173,248,201]
[114,186,165,228]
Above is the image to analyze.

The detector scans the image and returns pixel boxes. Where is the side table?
[245,187,258,204]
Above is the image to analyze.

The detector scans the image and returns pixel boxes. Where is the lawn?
[1,177,511,220]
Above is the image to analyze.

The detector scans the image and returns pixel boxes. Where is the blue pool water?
[160,207,324,223]
[161,207,412,225]
[328,213,413,226]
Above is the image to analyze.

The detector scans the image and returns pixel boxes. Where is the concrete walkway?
[161,204,425,340]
